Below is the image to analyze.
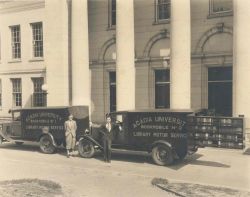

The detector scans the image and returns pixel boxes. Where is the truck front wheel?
[78,139,95,158]
[39,135,56,154]
[0,136,3,145]
[15,142,24,146]
[152,144,174,166]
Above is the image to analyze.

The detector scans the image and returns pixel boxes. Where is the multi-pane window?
[109,72,116,112]
[109,0,116,27]
[208,67,232,116]
[32,78,47,107]
[10,25,21,59]
[0,34,1,60]
[155,69,170,109]
[0,79,2,107]
[11,78,22,107]
[210,0,232,15]
[156,0,170,21]
[31,22,43,58]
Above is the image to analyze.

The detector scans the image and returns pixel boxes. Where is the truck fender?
[151,140,172,149]
[39,133,57,148]
[79,135,103,150]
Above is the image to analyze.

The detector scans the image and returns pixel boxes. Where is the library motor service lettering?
[132,116,187,138]
[25,112,64,131]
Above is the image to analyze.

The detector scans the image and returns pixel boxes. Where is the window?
[32,78,47,107]
[109,72,116,112]
[0,79,2,108]
[31,22,43,58]
[11,78,22,107]
[0,33,1,60]
[209,0,232,17]
[208,67,232,116]
[109,0,116,28]
[155,69,170,108]
[155,0,170,23]
[10,25,21,59]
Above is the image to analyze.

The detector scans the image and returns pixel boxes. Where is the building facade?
[0,1,46,118]
[0,0,249,143]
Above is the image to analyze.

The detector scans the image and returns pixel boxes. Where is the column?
[44,0,69,106]
[116,0,135,111]
[170,1,191,109]
[233,0,250,145]
[71,0,90,107]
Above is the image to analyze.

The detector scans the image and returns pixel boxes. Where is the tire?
[0,136,3,145]
[152,144,174,166]
[15,142,24,146]
[78,139,95,158]
[39,135,56,154]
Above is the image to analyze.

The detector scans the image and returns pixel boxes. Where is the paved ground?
[0,142,250,196]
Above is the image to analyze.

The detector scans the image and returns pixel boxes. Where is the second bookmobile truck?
[0,106,244,166]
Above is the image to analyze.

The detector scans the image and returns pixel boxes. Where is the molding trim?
[0,1,45,14]
[95,29,170,66]
[191,52,233,59]
[90,56,169,69]
[194,23,233,54]
[98,35,116,62]
[142,29,170,58]
[0,68,45,75]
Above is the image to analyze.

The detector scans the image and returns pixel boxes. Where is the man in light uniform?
[64,114,77,158]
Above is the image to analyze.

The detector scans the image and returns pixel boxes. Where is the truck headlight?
[85,129,90,135]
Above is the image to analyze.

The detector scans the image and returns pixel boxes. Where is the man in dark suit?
[103,115,118,163]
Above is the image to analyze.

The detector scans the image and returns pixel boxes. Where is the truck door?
[112,114,129,147]
[11,121,22,139]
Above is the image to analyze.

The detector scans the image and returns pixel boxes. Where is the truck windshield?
[115,114,123,123]
[12,111,21,121]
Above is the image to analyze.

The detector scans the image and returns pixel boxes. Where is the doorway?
[208,67,232,116]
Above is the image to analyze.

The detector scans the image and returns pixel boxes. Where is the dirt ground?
[0,143,250,196]
[1,177,249,197]
[0,179,63,197]
[151,178,250,197]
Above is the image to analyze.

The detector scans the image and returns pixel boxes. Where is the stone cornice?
[0,1,44,14]
[191,52,232,59]
[0,68,45,75]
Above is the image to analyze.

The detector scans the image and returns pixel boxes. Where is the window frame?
[108,0,116,30]
[11,78,22,108]
[0,33,1,61]
[109,71,116,112]
[0,79,2,108]
[207,66,232,116]
[208,0,233,18]
[155,69,170,109]
[154,0,171,24]
[31,22,43,58]
[32,77,47,107]
[10,25,21,60]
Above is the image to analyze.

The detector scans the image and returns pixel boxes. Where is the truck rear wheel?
[78,139,95,158]
[152,144,174,166]
[39,135,56,154]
